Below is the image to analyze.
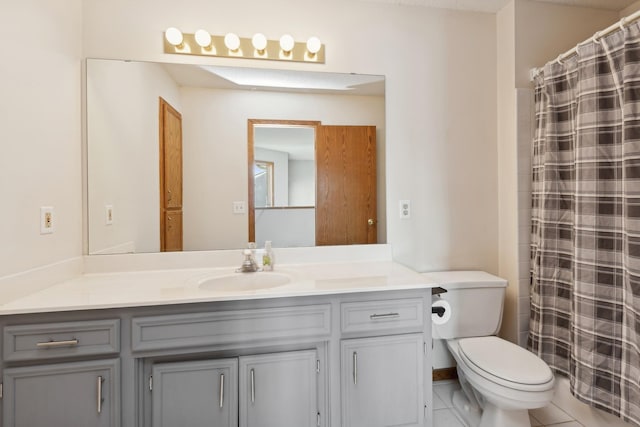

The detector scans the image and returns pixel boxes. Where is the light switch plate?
[233,201,246,214]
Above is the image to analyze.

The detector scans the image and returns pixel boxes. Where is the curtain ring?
[619,17,627,32]
[592,31,602,44]
[556,54,564,65]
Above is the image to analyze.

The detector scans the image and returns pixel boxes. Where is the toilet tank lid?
[421,271,507,289]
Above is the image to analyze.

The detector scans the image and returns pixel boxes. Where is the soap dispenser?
[248,242,257,265]
[262,241,275,271]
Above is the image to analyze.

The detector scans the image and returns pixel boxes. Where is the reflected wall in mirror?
[86,59,385,254]
[253,123,317,208]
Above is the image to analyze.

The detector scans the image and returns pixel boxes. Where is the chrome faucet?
[238,249,260,273]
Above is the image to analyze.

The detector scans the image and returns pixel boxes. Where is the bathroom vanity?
[0,256,436,427]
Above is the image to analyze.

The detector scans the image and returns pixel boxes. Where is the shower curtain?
[529,22,640,426]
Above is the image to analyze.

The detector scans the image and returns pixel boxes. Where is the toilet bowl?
[426,271,555,427]
[447,337,554,427]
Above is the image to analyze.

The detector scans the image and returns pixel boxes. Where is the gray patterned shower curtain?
[529,22,640,426]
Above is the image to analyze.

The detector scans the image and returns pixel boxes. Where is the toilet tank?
[425,271,508,339]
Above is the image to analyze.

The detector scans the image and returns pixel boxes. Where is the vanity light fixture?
[279,34,295,54]
[164,27,184,47]
[163,28,325,63]
[306,36,322,56]
[252,33,268,53]
[224,33,241,51]
[194,29,212,49]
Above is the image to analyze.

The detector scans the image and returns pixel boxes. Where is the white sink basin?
[198,272,292,292]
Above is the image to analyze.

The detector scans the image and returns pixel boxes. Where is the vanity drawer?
[132,304,331,352]
[3,319,120,362]
[341,298,424,334]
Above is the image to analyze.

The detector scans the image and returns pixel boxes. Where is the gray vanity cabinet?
[0,290,432,427]
[239,350,318,427]
[341,334,425,427]
[3,358,120,427]
[152,358,238,427]
[150,350,318,427]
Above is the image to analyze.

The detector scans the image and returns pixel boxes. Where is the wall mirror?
[86,58,385,255]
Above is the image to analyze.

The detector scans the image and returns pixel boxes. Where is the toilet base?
[452,388,532,427]
[451,389,481,427]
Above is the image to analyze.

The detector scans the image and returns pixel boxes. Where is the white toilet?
[426,271,555,427]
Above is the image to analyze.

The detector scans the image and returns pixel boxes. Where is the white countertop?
[0,260,436,316]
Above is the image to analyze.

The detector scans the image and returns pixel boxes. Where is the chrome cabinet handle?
[353,352,358,385]
[36,339,79,348]
[97,376,104,414]
[369,312,400,320]
[219,374,225,408]
[250,368,255,403]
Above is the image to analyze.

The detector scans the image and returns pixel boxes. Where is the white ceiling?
[360,0,638,13]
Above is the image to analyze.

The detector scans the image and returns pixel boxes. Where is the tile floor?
[433,380,583,427]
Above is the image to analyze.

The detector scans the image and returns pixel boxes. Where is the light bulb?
[252,33,267,51]
[279,34,295,53]
[306,36,321,54]
[224,33,241,51]
[194,29,212,48]
[165,27,183,46]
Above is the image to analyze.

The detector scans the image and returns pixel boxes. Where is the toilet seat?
[457,336,554,392]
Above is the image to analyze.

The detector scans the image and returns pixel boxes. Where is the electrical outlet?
[105,205,114,225]
[399,200,411,219]
[233,201,246,214]
[40,206,54,234]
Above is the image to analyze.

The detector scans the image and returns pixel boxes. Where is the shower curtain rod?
[529,8,640,81]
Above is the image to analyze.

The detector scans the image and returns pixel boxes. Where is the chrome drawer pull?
[36,339,79,348]
[219,374,225,408]
[97,375,104,414]
[250,368,255,403]
[353,351,358,385]
[369,312,400,320]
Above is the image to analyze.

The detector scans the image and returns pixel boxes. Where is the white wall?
[621,1,640,17]
[289,160,315,206]
[497,0,519,345]
[87,60,181,254]
[255,208,316,248]
[515,0,620,88]
[81,0,498,273]
[0,0,82,277]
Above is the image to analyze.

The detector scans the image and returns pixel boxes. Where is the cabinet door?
[152,358,238,427]
[239,350,317,427]
[3,358,120,427]
[342,334,424,427]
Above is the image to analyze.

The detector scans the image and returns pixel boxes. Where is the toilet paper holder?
[432,306,446,317]
[431,286,447,296]
[431,287,448,317]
